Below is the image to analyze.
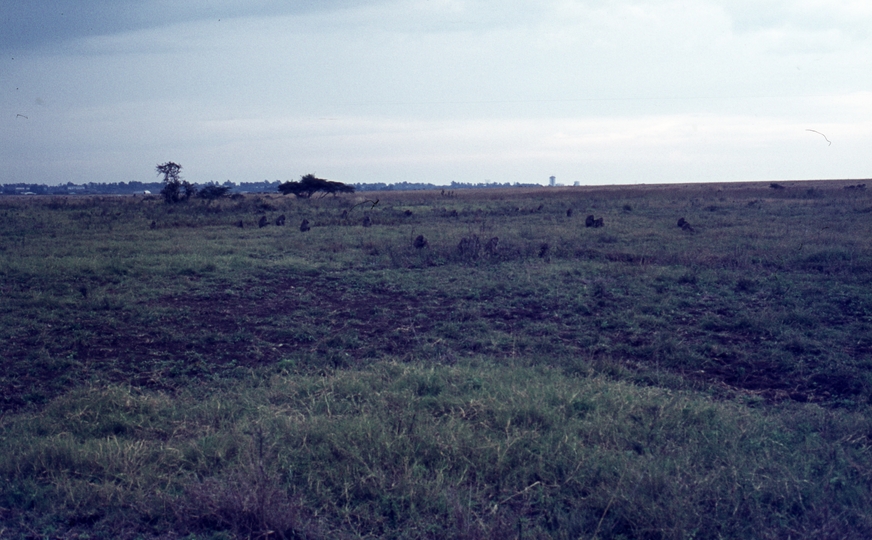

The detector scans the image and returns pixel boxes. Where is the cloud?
[0,0,388,51]
[720,0,872,39]
[4,96,869,186]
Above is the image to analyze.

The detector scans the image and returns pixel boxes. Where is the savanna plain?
[1,181,872,539]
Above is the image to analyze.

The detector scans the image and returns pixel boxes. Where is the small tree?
[278,174,354,198]
[157,162,196,203]
[198,183,231,200]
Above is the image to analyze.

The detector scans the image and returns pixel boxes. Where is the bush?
[198,184,231,200]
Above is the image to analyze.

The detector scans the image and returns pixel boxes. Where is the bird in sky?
[806,129,831,146]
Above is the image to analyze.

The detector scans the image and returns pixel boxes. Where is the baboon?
[457,235,481,259]
[413,234,428,249]
[537,204,544,212]
[566,208,573,217]
[149,220,156,229]
[539,243,550,258]
[404,210,413,217]
[677,217,694,232]
[276,214,286,226]
[484,236,499,255]
[340,210,348,220]
[593,218,604,228]
[300,219,310,232]
[258,216,268,228]
[236,220,244,228]
[79,286,88,299]
[362,215,372,227]
[448,209,458,218]
[585,215,595,227]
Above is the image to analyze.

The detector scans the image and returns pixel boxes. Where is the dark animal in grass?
[484,236,499,255]
[677,217,694,232]
[258,216,268,228]
[586,215,604,228]
[404,210,413,217]
[341,210,349,219]
[458,235,481,259]
[413,234,428,249]
[300,219,311,232]
[566,208,573,217]
[236,220,244,228]
[149,220,156,229]
[362,215,372,227]
[276,214,286,226]
[539,243,550,258]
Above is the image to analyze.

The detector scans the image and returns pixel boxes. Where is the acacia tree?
[156,162,196,203]
[197,182,231,200]
[278,174,354,198]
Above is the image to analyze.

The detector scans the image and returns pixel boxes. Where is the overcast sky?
[2,1,870,186]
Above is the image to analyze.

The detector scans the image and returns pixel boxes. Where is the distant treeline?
[0,181,275,196]
[2,181,166,195]
[353,181,541,192]
[2,179,542,196]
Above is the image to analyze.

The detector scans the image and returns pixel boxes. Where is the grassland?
[1,181,871,538]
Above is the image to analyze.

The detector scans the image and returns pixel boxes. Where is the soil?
[0,275,861,411]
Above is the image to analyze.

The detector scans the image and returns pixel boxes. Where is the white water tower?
[549,176,556,187]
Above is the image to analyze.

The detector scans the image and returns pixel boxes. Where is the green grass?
[2,181,872,538]
[3,364,871,538]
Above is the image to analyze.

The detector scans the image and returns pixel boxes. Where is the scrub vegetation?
[1,181,872,538]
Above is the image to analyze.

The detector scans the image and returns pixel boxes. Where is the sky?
[1,0,870,187]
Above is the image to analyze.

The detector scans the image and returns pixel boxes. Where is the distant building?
[549,176,556,187]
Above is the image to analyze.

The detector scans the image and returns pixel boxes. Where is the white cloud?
[720,0,872,34]
[6,97,867,185]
